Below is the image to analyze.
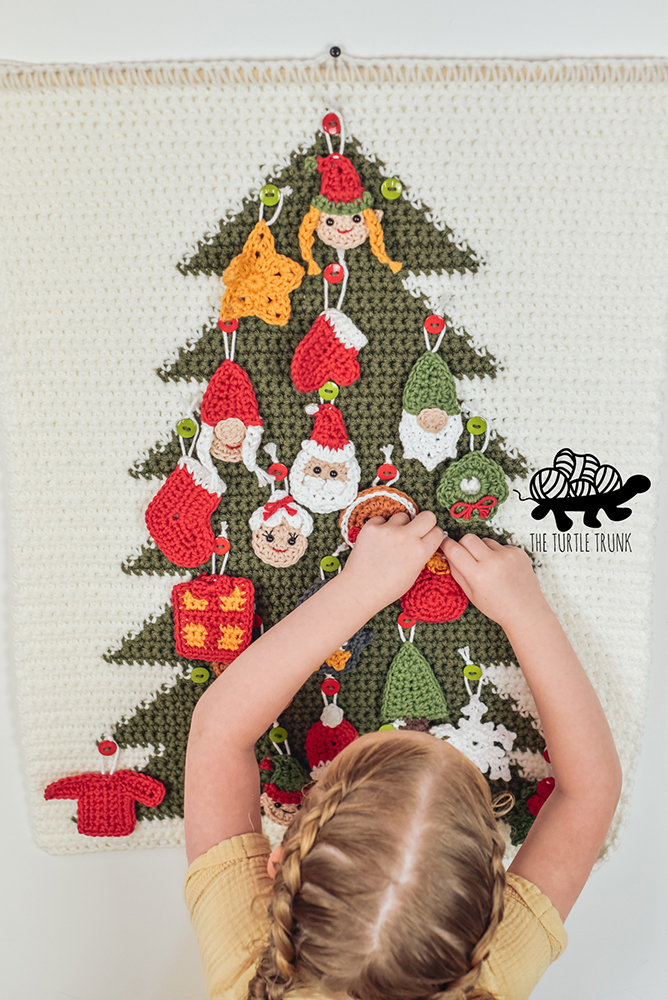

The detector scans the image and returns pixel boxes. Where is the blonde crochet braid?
[248,731,506,1000]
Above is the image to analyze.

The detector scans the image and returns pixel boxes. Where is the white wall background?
[1,3,666,999]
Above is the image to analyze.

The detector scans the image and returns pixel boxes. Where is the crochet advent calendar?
[1,56,665,855]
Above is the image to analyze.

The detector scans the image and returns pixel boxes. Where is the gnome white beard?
[399,411,463,471]
[290,447,360,513]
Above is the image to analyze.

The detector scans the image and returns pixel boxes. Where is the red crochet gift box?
[172,574,255,665]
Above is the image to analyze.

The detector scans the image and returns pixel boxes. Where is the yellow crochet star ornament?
[219,219,305,327]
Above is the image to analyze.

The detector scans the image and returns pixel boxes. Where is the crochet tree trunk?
[105,133,543,844]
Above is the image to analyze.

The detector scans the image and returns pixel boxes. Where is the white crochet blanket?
[0,56,666,854]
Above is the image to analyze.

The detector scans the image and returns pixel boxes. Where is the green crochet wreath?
[437,452,509,520]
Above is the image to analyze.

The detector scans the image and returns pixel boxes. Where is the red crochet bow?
[264,495,298,520]
[450,496,498,520]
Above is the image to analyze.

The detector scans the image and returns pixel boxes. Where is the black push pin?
[330,46,341,58]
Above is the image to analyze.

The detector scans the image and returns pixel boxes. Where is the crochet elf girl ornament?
[298,148,402,277]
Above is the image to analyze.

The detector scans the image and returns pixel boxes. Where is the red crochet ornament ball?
[401,551,469,623]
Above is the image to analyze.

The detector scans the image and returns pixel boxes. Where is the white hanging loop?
[222,328,237,364]
[373,443,399,487]
[423,326,446,354]
[335,248,349,310]
[211,521,229,576]
[469,420,491,455]
[397,622,417,644]
[259,186,292,226]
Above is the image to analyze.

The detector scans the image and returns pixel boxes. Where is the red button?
[321,677,340,695]
[214,536,230,555]
[322,112,341,135]
[543,748,550,763]
[377,463,397,481]
[218,318,239,333]
[98,740,117,756]
[268,462,288,481]
[253,613,263,629]
[323,262,345,284]
[397,613,416,628]
[424,314,445,335]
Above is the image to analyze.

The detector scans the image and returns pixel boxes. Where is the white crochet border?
[1,55,668,87]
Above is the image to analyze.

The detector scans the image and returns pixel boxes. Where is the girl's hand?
[440,534,549,634]
[342,511,444,616]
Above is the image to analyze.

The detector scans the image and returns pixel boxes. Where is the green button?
[381,178,403,200]
[269,726,288,743]
[177,418,197,439]
[466,417,487,436]
[463,664,482,681]
[191,667,210,684]
[379,724,396,731]
[320,556,340,573]
[260,184,280,206]
[319,381,339,401]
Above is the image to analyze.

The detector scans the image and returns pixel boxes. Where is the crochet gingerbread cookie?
[339,485,419,546]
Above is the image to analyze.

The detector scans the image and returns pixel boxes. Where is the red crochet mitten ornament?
[401,551,469,623]
[305,679,358,781]
[44,770,165,837]
[145,456,225,568]
[291,308,367,393]
[172,573,254,670]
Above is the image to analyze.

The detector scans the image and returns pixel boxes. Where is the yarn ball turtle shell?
[437,452,509,520]
[339,485,419,545]
[401,551,469,623]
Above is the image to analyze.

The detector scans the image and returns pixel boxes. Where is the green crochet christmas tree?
[104,129,543,845]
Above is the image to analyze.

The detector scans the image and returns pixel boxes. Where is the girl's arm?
[184,511,443,864]
[441,534,622,923]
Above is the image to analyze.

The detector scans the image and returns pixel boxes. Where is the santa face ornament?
[249,490,314,567]
[290,404,361,514]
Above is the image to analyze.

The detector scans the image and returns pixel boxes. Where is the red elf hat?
[309,153,374,216]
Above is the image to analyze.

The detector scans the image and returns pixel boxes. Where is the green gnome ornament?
[381,638,449,732]
[399,349,463,471]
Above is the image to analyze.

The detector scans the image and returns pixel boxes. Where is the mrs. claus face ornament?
[249,491,314,567]
[290,404,361,514]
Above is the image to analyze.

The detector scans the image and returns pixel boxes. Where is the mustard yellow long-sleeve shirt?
[184,833,567,1000]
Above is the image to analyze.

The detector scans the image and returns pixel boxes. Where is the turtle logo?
[516,449,650,532]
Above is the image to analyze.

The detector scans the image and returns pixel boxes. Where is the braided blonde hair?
[248,731,506,1000]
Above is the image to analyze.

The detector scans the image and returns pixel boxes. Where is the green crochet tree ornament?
[381,642,448,723]
[437,452,509,521]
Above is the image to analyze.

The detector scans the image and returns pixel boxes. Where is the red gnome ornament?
[401,551,469,623]
[305,680,358,781]
[196,358,270,486]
